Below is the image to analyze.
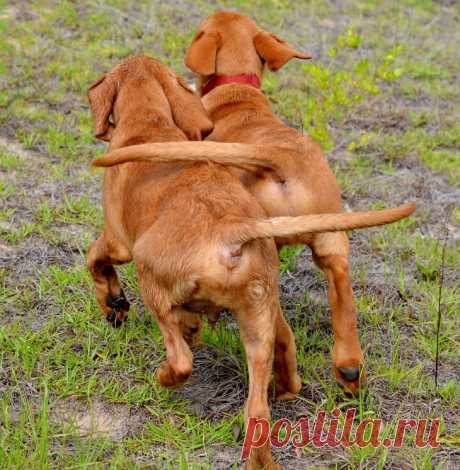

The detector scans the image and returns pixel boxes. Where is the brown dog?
[92,12,417,397]
[88,55,298,469]
[88,56,414,469]
[188,11,411,396]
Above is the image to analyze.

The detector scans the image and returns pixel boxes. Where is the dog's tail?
[91,142,416,240]
[229,203,416,244]
[91,142,280,173]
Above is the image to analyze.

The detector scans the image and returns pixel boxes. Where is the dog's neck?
[201,74,261,97]
[202,83,272,120]
[109,114,186,150]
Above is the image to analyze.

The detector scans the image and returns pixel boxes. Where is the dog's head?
[88,55,213,142]
[185,12,311,82]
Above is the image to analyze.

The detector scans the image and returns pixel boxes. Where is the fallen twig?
[434,217,449,389]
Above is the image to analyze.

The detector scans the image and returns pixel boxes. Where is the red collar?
[201,74,261,96]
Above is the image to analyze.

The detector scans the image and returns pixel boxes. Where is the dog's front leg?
[273,303,302,401]
[138,281,194,387]
[154,306,194,387]
[175,307,203,347]
[87,233,132,327]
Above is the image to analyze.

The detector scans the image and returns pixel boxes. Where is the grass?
[0,0,459,468]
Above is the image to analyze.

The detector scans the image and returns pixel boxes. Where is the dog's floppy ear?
[185,31,221,75]
[162,75,213,140]
[88,74,117,141]
[254,31,311,71]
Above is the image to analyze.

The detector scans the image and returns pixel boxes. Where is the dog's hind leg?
[87,233,132,327]
[141,295,193,388]
[155,308,194,388]
[310,231,365,396]
[236,292,280,470]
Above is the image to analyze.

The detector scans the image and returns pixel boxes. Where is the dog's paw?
[339,366,360,382]
[334,364,366,396]
[155,360,191,387]
[274,373,302,401]
[105,292,130,327]
[106,310,125,328]
[107,293,130,311]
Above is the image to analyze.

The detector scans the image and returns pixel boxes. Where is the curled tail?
[91,142,281,173]
[230,203,416,244]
